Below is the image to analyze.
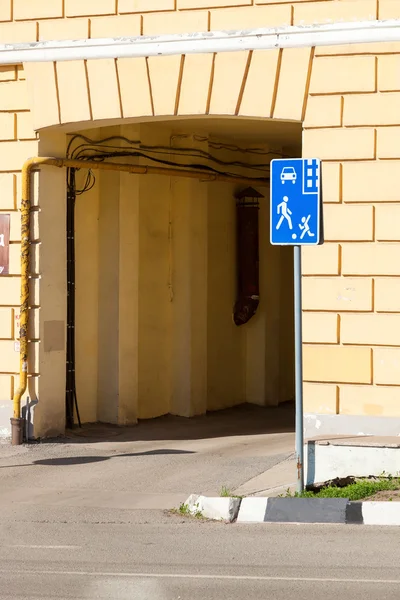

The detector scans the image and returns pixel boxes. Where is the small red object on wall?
[0,214,10,275]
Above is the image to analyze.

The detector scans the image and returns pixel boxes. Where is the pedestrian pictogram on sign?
[270,158,321,246]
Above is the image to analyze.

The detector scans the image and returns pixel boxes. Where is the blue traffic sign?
[270,158,321,246]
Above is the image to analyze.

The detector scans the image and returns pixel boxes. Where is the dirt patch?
[364,489,400,502]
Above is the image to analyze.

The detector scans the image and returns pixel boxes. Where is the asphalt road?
[1,514,399,599]
[0,406,397,599]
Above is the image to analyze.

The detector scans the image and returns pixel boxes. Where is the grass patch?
[171,502,204,519]
[283,477,400,501]
[219,486,243,499]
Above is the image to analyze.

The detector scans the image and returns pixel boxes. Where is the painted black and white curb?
[238,497,400,525]
[184,495,400,525]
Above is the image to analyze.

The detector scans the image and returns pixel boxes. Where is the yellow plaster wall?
[136,168,172,419]
[31,132,67,438]
[74,124,173,424]
[207,180,245,411]
[74,168,99,424]
[97,166,121,424]
[170,172,208,418]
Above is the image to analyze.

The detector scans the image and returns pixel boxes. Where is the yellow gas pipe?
[11,156,268,444]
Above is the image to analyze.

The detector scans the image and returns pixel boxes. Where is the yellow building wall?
[207,180,245,412]
[2,0,400,436]
[74,124,173,424]
[136,127,172,419]
[169,136,209,418]
[0,64,40,436]
[74,165,99,424]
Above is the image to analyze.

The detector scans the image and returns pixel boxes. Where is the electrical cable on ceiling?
[66,134,274,193]
[175,133,289,157]
[67,134,278,176]
[69,150,269,181]
[67,133,283,159]
[72,146,270,174]
[70,142,272,166]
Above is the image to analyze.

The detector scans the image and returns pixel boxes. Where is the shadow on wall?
[21,396,39,442]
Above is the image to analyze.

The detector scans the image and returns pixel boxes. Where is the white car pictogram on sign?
[280,166,297,184]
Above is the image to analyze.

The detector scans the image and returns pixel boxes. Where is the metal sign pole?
[294,245,304,493]
[270,157,321,495]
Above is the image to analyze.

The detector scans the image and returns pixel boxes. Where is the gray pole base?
[10,417,24,445]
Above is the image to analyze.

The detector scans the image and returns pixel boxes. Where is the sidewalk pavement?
[234,457,297,497]
[0,404,296,519]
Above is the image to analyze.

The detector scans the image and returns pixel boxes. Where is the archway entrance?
[21,43,311,439]
[64,116,301,426]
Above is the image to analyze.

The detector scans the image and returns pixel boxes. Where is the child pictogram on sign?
[299,215,315,240]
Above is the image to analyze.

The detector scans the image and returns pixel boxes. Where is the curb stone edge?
[183,496,400,525]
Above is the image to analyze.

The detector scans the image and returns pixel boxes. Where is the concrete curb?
[183,496,400,525]
[186,494,241,522]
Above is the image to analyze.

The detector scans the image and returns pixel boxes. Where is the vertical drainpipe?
[10,160,31,445]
